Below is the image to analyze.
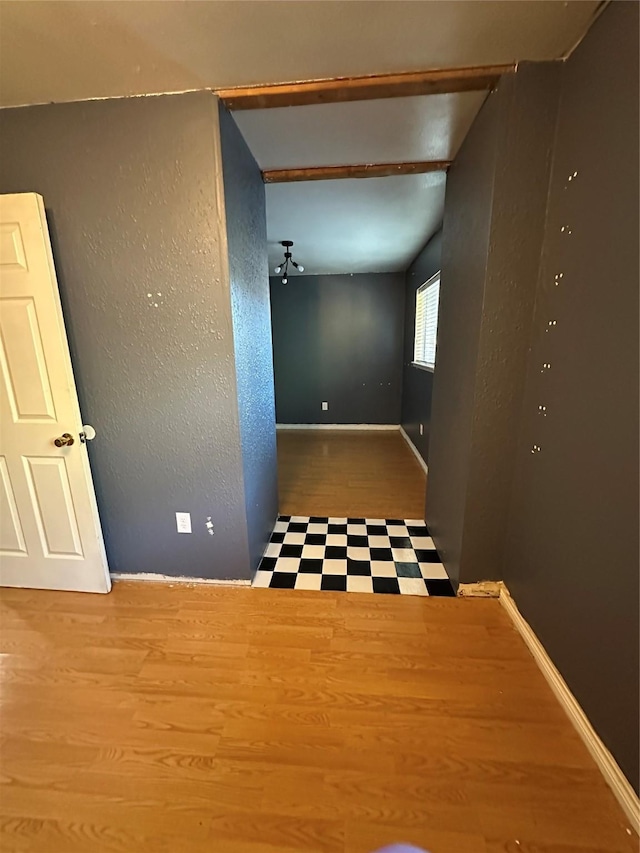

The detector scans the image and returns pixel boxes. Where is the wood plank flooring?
[277,430,426,519]
[0,583,635,853]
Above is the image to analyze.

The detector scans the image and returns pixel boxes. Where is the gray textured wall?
[460,63,561,582]
[219,103,278,573]
[0,92,254,580]
[270,273,405,424]
[426,94,498,587]
[504,1,639,792]
[426,0,639,790]
[401,230,442,467]
[427,65,559,588]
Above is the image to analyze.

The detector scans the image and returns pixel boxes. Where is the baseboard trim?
[399,426,429,474]
[276,423,400,430]
[499,583,640,834]
[111,573,251,586]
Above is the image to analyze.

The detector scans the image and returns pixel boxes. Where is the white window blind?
[413,272,440,369]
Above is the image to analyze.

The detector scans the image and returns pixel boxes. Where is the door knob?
[54,433,75,447]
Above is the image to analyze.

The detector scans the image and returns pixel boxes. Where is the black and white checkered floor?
[253,516,455,596]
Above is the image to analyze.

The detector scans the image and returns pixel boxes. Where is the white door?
[0,193,110,593]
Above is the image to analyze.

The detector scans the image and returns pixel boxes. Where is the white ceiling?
[0,0,600,276]
[234,91,488,170]
[266,173,447,276]
[0,1,599,109]
[251,92,477,275]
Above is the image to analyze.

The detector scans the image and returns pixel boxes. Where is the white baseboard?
[499,584,639,835]
[399,426,429,475]
[111,573,250,586]
[276,423,400,430]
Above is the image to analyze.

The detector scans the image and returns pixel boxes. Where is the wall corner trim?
[499,584,640,834]
[457,580,502,598]
[399,426,429,475]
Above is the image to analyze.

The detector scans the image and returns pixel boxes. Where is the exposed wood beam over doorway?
[262,161,450,183]
[217,63,514,110]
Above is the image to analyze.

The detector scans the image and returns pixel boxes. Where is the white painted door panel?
[0,193,110,593]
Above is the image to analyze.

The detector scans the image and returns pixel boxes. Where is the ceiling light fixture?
[274,240,304,285]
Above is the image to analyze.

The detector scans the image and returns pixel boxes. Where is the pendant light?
[274,240,304,285]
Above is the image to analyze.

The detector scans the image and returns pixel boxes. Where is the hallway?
[277,429,426,519]
[264,430,448,597]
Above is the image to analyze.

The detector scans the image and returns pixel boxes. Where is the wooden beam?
[217,64,514,110]
[262,161,450,183]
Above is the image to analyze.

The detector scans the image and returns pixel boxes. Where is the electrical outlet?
[322,402,329,411]
[419,424,424,436]
[176,512,192,534]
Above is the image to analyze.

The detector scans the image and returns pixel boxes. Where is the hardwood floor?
[277,429,426,519]
[0,583,635,853]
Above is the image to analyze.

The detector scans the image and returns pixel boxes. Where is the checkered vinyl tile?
[253,516,455,596]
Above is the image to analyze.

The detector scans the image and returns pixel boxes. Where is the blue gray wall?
[219,103,278,574]
[503,2,639,793]
[270,272,405,424]
[428,64,559,588]
[426,89,503,587]
[401,230,442,465]
[0,91,273,580]
[428,1,639,792]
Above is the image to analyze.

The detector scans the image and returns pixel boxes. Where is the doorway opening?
[258,174,449,596]
[225,85,486,595]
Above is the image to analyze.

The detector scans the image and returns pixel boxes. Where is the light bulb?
[274,265,282,274]
[282,277,288,285]
[297,264,304,272]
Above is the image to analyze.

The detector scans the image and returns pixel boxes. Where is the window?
[413,272,440,370]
